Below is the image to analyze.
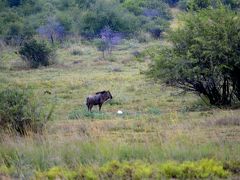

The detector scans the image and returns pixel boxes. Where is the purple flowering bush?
[37,17,65,44]
[95,26,122,59]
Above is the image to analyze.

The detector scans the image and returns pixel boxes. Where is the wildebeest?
[86,91,113,112]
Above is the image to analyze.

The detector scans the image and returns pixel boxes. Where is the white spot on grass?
[117,110,123,115]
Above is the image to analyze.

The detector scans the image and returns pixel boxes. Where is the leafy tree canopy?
[148,8,240,106]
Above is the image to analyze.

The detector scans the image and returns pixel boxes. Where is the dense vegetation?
[0,88,53,135]
[0,0,173,44]
[178,0,240,10]
[0,0,240,179]
[35,159,231,179]
[19,39,55,68]
[148,8,240,107]
[0,0,238,44]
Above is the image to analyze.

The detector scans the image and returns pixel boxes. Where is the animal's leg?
[89,104,93,112]
[99,104,102,111]
[86,103,90,111]
[86,98,90,111]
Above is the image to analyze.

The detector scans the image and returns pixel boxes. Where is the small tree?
[95,26,122,59]
[19,39,55,68]
[94,38,108,59]
[37,17,65,45]
[148,8,240,107]
[100,26,122,54]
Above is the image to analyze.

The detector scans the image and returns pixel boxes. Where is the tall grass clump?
[0,88,54,135]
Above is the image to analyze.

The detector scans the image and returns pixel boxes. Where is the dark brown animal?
[86,91,113,112]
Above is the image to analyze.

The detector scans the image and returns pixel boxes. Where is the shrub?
[77,167,98,180]
[224,161,240,174]
[36,166,78,179]
[158,159,230,178]
[158,160,219,178]
[122,0,171,39]
[143,17,169,38]
[148,8,240,107]
[180,0,240,11]
[136,31,152,43]
[0,165,15,176]
[79,0,139,38]
[94,38,109,59]
[71,49,83,56]
[187,0,213,10]
[178,0,189,10]
[0,89,53,135]
[142,0,172,20]
[19,39,55,68]
[36,159,230,179]
[123,0,171,19]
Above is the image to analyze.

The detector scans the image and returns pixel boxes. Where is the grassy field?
[0,35,240,179]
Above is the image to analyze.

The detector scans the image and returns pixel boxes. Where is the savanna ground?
[0,10,240,179]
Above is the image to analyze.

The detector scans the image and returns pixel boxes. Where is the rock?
[117,110,123,115]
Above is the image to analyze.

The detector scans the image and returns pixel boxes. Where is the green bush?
[122,0,171,39]
[78,166,98,180]
[35,159,231,179]
[79,0,139,38]
[36,166,78,180]
[142,17,169,38]
[180,0,240,11]
[0,10,22,35]
[187,0,213,10]
[19,39,55,68]
[123,0,171,19]
[0,88,53,135]
[148,8,240,107]
[122,0,145,15]
[0,165,15,176]
[224,161,240,174]
[178,0,189,10]
[158,159,229,178]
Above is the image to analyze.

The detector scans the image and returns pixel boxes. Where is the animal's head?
[96,90,113,99]
[106,90,113,99]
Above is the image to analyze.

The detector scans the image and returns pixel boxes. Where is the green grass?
[0,38,240,178]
